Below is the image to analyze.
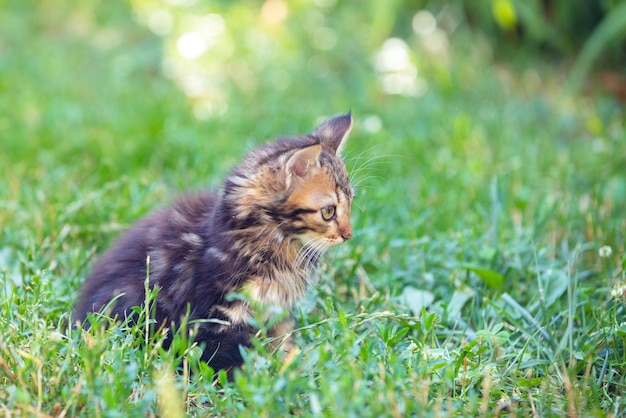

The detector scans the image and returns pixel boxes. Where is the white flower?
[599,245,612,259]
[611,284,625,299]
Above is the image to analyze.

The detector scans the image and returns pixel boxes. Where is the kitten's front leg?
[268,316,296,353]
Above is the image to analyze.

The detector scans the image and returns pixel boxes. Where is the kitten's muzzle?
[340,225,352,241]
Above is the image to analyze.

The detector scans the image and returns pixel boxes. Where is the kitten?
[75,113,354,373]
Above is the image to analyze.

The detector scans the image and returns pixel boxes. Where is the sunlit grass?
[1,1,625,416]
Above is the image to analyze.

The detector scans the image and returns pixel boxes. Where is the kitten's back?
[74,192,217,324]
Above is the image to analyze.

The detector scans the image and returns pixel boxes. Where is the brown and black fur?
[74,113,354,372]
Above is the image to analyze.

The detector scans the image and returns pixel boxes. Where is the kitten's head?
[224,113,354,253]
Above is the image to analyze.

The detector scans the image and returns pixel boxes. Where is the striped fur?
[75,113,354,372]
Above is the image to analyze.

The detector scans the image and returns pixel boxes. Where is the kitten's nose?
[341,226,352,241]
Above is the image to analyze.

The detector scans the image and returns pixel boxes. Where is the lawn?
[1,1,625,416]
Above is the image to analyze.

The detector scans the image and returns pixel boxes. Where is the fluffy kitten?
[75,113,354,372]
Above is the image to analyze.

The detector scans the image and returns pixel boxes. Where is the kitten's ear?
[313,112,352,156]
[285,145,322,187]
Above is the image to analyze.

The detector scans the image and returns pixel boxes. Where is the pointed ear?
[285,144,322,187]
[312,112,352,155]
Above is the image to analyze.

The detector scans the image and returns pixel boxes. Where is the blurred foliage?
[1,0,626,416]
[462,0,626,65]
[125,0,626,121]
[129,0,456,119]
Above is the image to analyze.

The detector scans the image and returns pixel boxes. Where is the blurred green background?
[3,0,624,248]
[1,0,626,415]
[2,0,625,322]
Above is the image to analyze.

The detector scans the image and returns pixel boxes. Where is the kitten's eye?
[321,206,336,221]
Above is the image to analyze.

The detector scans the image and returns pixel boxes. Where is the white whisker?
[294,236,328,272]
[347,154,397,182]
[352,175,387,192]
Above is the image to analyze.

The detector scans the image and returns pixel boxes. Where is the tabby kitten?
[75,113,354,372]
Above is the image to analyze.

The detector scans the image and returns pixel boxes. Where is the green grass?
[1,1,625,416]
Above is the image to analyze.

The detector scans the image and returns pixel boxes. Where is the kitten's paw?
[279,345,301,373]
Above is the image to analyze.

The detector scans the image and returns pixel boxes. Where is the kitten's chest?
[245,267,310,309]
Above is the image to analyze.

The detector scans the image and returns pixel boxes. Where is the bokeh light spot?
[422,29,449,55]
[164,0,198,7]
[200,14,226,38]
[492,0,517,30]
[312,27,337,51]
[177,31,208,60]
[148,10,173,36]
[375,38,411,73]
[362,115,382,134]
[261,0,288,25]
[412,10,436,36]
[374,38,426,97]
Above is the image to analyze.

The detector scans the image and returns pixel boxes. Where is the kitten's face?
[277,114,353,250]
[284,160,353,249]
[225,113,354,254]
